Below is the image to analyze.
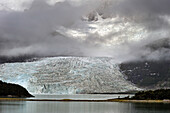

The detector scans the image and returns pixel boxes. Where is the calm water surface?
[31,94,133,100]
[0,95,170,113]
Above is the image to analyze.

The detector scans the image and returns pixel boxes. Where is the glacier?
[0,57,141,94]
[0,1,143,94]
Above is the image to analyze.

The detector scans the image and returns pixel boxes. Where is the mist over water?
[0,0,170,63]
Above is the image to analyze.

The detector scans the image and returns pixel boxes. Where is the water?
[29,94,133,100]
[0,95,170,113]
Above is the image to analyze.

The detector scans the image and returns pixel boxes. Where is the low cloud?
[0,0,170,63]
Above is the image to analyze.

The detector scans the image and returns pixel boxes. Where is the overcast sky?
[0,0,170,63]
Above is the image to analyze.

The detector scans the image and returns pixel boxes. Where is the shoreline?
[0,98,170,103]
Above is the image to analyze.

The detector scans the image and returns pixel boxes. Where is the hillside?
[120,38,170,89]
[120,61,170,88]
[0,80,34,97]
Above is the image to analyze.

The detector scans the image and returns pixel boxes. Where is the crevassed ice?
[0,57,141,94]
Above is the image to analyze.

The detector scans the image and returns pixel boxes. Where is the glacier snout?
[0,57,140,94]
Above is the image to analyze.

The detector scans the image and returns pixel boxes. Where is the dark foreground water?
[0,95,170,113]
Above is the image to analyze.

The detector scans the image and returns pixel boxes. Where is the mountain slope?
[0,80,33,97]
[120,61,170,88]
[120,38,170,89]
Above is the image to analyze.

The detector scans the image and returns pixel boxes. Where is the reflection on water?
[0,101,26,113]
[1,101,170,113]
[30,94,133,100]
[0,95,170,113]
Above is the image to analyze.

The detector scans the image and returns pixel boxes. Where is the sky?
[0,0,170,63]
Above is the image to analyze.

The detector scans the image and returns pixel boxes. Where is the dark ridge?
[0,80,34,98]
[120,60,170,88]
[0,54,104,64]
[0,54,89,64]
[0,55,39,64]
[120,38,170,89]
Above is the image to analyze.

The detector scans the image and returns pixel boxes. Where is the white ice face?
[0,57,141,94]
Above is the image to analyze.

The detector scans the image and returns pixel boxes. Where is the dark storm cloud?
[102,0,170,27]
[102,0,170,16]
[95,0,170,62]
[0,0,102,57]
[0,0,170,63]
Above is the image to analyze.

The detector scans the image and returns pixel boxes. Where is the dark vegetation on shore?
[0,80,34,98]
[128,89,170,100]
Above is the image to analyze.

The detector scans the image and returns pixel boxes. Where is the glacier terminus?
[0,57,141,94]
